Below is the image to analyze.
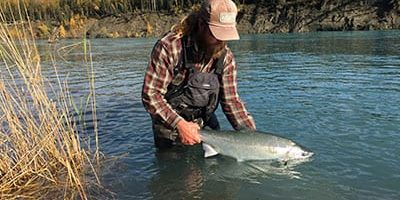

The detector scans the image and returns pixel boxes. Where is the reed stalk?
[0,3,100,199]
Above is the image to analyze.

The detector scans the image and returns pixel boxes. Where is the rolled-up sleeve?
[220,48,256,130]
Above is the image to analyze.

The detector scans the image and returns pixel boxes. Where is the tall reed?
[0,4,100,200]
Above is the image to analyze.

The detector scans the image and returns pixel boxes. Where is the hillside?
[1,0,399,40]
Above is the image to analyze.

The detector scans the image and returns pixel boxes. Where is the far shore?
[5,3,398,41]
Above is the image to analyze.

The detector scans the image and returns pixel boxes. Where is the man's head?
[171,0,240,58]
[199,0,240,41]
[196,0,239,58]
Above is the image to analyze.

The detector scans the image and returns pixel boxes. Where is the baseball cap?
[200,0,240,41]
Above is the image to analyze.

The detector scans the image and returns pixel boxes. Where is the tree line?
[1,0,202,22]
[0,0,396,22]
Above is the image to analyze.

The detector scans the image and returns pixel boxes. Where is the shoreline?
[13,3,400,41]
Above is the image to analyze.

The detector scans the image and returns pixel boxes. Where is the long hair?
[171,5,227,59]
[171,6,202,38]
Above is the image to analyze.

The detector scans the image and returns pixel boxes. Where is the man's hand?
[176,119,201,145]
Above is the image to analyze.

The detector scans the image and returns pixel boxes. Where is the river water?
[40,30,399,199]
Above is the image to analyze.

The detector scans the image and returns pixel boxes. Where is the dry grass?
[1,0,59,7]
[0,4,100,200]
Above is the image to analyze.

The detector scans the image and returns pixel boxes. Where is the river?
[40,30,400,199]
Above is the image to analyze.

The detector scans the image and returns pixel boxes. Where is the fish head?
[285,145,314,160]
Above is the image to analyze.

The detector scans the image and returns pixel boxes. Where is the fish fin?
[202,143,219,158]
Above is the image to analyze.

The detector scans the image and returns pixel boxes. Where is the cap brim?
[209,25,240,41]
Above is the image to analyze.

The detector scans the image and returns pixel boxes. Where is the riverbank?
[0,13,100,199]
[18,2,400,40]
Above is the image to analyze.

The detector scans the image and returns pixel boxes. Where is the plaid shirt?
[142,32,256,130]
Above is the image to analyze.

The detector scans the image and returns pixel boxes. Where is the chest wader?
[152,38,226,149]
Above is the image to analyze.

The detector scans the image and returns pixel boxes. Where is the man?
[142,0,256,149]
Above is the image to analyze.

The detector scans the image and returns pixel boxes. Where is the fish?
[200,129,313,163]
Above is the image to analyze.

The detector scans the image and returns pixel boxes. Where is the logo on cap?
[219,12,236,24]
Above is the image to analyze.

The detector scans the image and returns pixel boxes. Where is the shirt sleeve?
[141,39,183,129]
[219,48,256,130]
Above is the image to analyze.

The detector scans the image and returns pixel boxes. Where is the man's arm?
[219,48,256,130]
[142,40,183,128]
[142,37,200,144]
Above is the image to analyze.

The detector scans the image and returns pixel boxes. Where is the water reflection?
[230,31,400,57]
[148,145,310,199]
[150,147,206,199]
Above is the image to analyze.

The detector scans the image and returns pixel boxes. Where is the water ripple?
[27,31,400,199]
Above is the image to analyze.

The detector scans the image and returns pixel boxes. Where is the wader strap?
[214,50,227,75]
[164,36,190,100]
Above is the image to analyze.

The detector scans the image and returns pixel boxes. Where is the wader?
[152,37,226,149]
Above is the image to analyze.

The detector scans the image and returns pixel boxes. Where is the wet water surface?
[39,30,400,199]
